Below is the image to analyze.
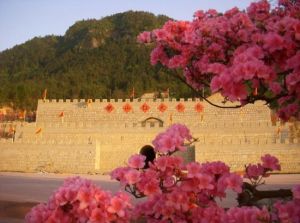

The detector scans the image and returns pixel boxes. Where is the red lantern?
[195,103,204,113]
[158,103,167,112]
[123,103,132,113]
[140,103,150,113]
[176,103,185,112]
[105,103,114,113]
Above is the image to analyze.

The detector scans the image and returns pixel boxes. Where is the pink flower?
[107,196,127,217]
[110,167,132,185]
[286,70,300,91]
[154,134,177,153]
[193,10,205,19]
[152,124,192,153]
[285,104,299,118]
[237,29,250,42]
[202,161,230,176]
[90,208,108,222]
[77,188,91,209]
[245,164,265,180]
[196,174,214,190]
[292,185,300,200]
[206,9,218,17]
[153,28,169,41]
[167,123,192,141]
[224,173,243,193]
[163,176,175,187]
[285,52,300,70]
[293,22,300,40]
[137,31,152,43]
[225,7,240,18]
[269,82,282,95]
[166,190,190,212]
[261,154,281,171]
[274,200,300,223]
[226,206,271,223]
[207,63,227,75]
[227,83,248,101]
[128,154,146,169]
[186,162,202,178]
[210,76,223,93]
[207,43,225,60]
[125,169,141,184]
[168,55,188,68]
[154,156,168,171]
[150,44,168,66]
[247,0,270,21]
[190,206,226,222]
[143,180,161,195]
[263,33,285,53]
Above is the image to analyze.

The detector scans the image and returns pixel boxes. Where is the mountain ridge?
[0,11,194,110]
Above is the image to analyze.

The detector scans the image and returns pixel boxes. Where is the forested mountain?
[0,11,194,110]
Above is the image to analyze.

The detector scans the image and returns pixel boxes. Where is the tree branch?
[237,182,293,206]
[166,68,243,109]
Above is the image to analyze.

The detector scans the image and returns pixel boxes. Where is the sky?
[0,0,255,52]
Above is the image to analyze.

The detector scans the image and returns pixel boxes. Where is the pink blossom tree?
[138,0,300,121]
[111,124,300,222]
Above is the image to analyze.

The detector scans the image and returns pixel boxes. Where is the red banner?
[123,103,132,113]
[176,103,185,113]
[158,103,167,112]
[140,103,150,113]
[105,104,114,113]
[195,103,204,113]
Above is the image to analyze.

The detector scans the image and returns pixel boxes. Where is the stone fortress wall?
[0,94,299,174]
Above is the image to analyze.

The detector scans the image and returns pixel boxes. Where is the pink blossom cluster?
[112,151,300,222]
[111,155,185,197]
[111,126,247,222]
[245,154,281,182]
[112,153,247,221]
[138,0,300,121]
[111,125,300,222]
[274,184,300,222]
[25,177,132,223]
[152,123,192,154]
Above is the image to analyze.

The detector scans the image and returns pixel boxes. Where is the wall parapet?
[38,98,203,104]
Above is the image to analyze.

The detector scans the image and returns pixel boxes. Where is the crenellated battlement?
[37,98,202,115]
[39,97,199,103]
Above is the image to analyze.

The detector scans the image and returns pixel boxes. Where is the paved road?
[2,172,299,203]
[0,172,120,203]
